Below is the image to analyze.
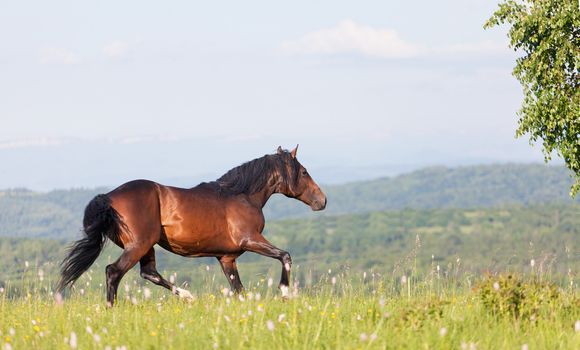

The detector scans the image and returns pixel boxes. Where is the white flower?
[331,277,337,285]
[575,320,580,332]
[267,278,273,288]
[143,288,152,299]
[266,320,275,331]
[401,275,407,284]
[360,333,368,342]
[69,332,77,349]
[493,282,500,291]
[278,314,286,322]
[530,259,535,267]
[439,327,447,337]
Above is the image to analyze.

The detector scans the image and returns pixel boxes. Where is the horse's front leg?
[217,255,244,294]
[241,234,292,298]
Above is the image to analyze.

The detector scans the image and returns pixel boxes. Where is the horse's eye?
[301,170,308,176]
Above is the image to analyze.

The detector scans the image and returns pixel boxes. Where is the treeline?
[0,164,578,240]
[1,205,577,289]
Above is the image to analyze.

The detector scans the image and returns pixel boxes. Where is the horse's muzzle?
[311,196,327,211]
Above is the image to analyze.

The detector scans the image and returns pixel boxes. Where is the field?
[1,263,579,349]
[1,172,579,349]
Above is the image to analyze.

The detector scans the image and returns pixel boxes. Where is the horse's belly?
[158,228,240,257]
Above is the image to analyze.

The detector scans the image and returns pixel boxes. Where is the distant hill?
[264,163,578,219]
[0,163,577,239]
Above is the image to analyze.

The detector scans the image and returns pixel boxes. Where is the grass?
[0,266,579,350]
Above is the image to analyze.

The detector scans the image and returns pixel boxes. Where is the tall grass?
[0,258,578,350]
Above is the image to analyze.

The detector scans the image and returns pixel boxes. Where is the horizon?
[0,160,565,193]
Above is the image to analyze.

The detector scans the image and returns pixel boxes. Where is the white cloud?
[280,19,422,59]
[39,47,81,65]
[103,40,129,58]
[281,19,509,60]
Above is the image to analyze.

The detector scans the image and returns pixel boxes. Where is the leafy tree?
[485,0,580,195]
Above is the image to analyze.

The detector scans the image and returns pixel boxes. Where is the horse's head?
[274,145,327,211]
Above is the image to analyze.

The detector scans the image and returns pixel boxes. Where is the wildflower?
[522,344,528,350]
[360,333,368,342]
[224,315,231,322]
[131,297,138,305]
[379,298,386,307]
[493,282,500,291]
[575,320,580,332]
[143,288,151,299]
[80,289,85,295]
[401,275,407,285]
[178,323,185,330]
[255,293,261,301]
[124,283,130,293]
[221,288,230,296]
[25,261,29,268]
[278,314,286,323]
[93,334,101,343]
[331,277,337,285]
[86,326,93,334]
[363,272,367,280]
[370,333,377,341]
[38,269,44,281]
[266,320,275,331]
[439,327,447,337]
[69,332,77,349]
[4,343,12,350]
[213,343,218,349]
[530,259,535,268]
[267,278,273,288]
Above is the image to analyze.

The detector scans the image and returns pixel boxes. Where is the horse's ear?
[290,144,299,159]
[277,146,284,154]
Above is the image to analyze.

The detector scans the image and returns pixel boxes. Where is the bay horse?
[56,146,326,305]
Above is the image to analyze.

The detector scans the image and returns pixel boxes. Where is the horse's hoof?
[280,285,290,300]
[175,287,195,301]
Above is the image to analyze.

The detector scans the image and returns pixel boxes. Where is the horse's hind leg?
[217,256,244,294]
[139,247,194,300]
[106,246,149,306]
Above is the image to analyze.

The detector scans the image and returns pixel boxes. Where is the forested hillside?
[1,205,577,286]
[0,163,577,239]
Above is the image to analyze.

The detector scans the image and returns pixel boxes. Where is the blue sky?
[0,1,549,189]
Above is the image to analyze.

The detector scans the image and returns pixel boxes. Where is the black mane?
[216,151,298,196]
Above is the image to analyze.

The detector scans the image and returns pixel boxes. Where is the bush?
[476,274,561,321]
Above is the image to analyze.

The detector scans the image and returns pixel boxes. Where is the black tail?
[56,194,123,293]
